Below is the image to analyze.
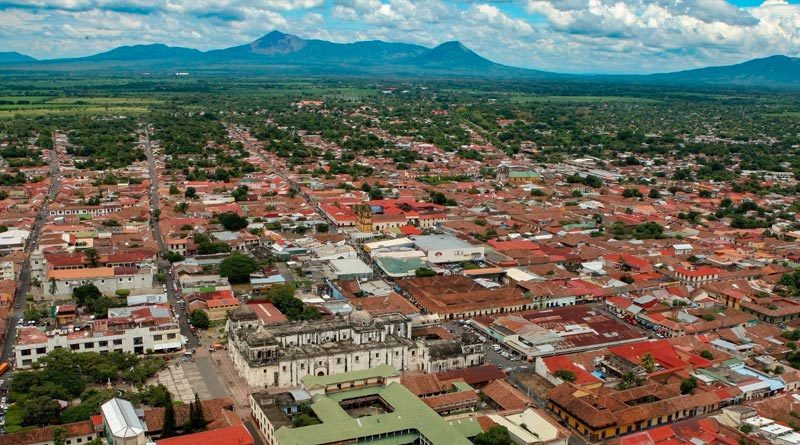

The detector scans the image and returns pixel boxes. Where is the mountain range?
[2,30,799,88]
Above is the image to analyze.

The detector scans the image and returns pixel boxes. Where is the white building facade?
[227,306,483,388]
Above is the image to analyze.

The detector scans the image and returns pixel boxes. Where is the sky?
[1,0,799,74]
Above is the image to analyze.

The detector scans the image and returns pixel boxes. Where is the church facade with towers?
[227,304,484,388]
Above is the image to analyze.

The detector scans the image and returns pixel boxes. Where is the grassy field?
[0,96,53,103]
[46,97,160,105]
[3,404,35,434]
[509,95,660,104]
[765,111,800,118]
[0,106,151,119]
[225,86,378,98]
[0,96,160,119]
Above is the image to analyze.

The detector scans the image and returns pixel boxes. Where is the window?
[133,337,143,345]
[113,339,123,345]
[167,333,176,339]
[70,344,79,350]
[84,342,94,349]
[21,349,31,356]
[36,347,46,354]
[154,334,163,341]
[99,341,108,347]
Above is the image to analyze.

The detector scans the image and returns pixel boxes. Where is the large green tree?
[266,284,319,320]
[84,248,100,267]
[217,212,248,231]
[22,396,61,426]
[189,310,210,330]
[162,392,176,438]
[189,393,205,431]
[473,426,512,445]
[72,284,102,306]
[218,252,258,284]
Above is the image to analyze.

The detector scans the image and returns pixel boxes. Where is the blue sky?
[1,0,799,73]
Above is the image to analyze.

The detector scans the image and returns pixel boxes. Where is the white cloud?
[1,0,800,73]
[466,4,534,36]
[522,0,800,72]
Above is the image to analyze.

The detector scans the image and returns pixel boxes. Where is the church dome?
[247,324,274,343]
[231,302,257,320]
[348,310,373,325]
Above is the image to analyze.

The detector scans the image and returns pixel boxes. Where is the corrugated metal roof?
[101,398,145,439]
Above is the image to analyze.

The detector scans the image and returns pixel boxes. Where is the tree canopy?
[267,284,321,321]
[217,211,248,231]
[219,252,258,284]
[189,309,210,329]
[473,426,512,445]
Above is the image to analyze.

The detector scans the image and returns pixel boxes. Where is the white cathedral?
[227,304,485,388]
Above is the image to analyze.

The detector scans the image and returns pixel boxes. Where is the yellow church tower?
[354,203,374,232]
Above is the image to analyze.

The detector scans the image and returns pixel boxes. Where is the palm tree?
[641,353,656,373]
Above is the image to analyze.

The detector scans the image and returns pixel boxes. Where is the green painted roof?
[451,381,474,392]
[375,257,427,275]
[448,417,483,438]
[325,386,384,402]
[301,364,399,390]
[354,433,419,444]
[508,171,540,178]
[275,381,474,445]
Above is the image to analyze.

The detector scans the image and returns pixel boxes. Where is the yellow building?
[507,171,542,184]
[546,382,721,442]
[355,203,373,232]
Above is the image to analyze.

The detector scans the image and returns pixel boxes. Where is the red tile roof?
[0,421,95,445]
[156,424,253,445]
[423,390,480,410]
[542,355,603,386]
[481,379,532,411]
[436,365,505,386]
[247,302,289,324]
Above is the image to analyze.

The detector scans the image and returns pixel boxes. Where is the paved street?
[143,127,197,349]
[195,354,230,399]
[1,143,60,365]
[147,127,268,445]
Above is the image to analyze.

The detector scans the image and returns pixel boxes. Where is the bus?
[0,362,9,375]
